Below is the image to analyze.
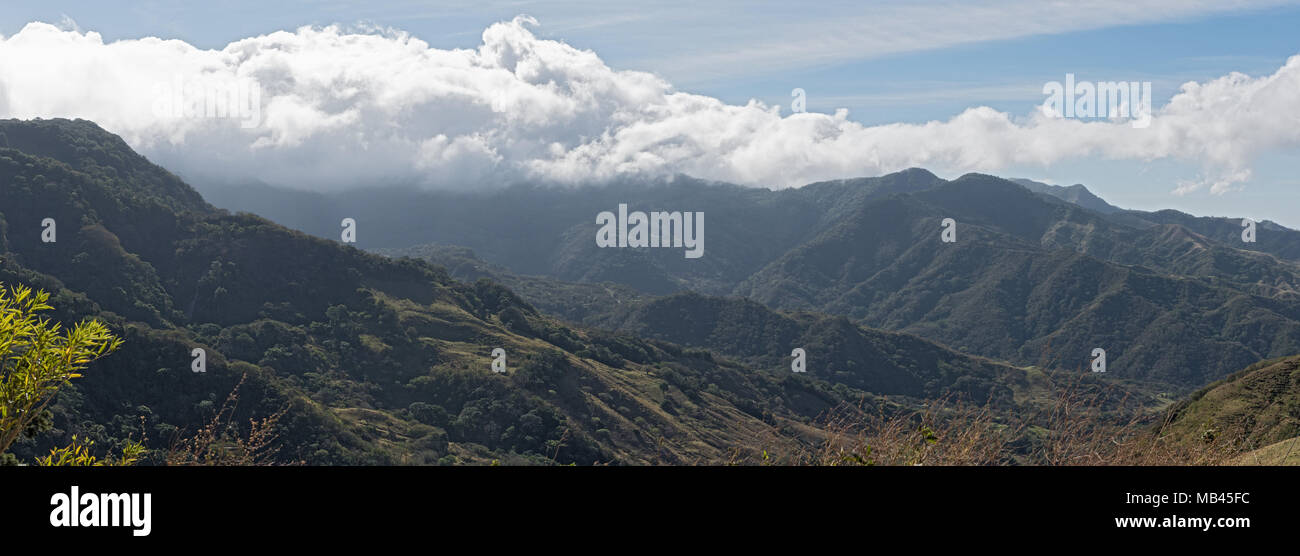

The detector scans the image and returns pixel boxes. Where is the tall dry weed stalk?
[166,373,288,466]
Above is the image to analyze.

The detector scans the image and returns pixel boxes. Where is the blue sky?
[2,1,1299,225]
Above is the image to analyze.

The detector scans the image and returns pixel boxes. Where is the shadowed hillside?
[0,118,906,465]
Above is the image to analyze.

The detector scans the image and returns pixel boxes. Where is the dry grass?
[800,396,1014,466]
[165,373,290,466]
[1027,377,1238,466]
[736,374,1254,466]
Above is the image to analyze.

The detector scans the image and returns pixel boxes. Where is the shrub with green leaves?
[0,283,122,457]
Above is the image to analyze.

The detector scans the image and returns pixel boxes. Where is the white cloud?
[0,16,1297,194]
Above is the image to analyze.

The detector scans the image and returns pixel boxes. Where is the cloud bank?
[0,16,1297,194]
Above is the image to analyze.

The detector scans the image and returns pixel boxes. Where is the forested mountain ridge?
[6,117,1297,467]
[377,244,1055,405]
[1011,178,1121,214]
[0,117,208,213]
[351,168,1300,392]
[591,292,1030,404]
[734,174,1300,389]
[2,118,925,465]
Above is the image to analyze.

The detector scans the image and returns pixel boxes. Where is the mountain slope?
[383,243,1066,405]
[1011,178,1121,214]
[199,177,835,295]
[1126,209,1300,262]
[1163,354,1300,455]
[733,174,1300,389]
[374,243,648,323]
[1,118,895,465]
[189,142,1300,392]
[592,292,1032,404]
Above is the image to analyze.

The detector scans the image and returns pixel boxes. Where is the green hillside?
[735,174,1300,390]
[1163,354,1300,457]
[593,292,1033,404]
[208,168,1300,393]
[7,117,1296,467]
[0,118,890,465]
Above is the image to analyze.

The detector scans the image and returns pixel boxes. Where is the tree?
[0,283,123,457]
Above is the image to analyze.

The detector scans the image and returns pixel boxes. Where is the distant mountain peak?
[893,167,939,180]
[801,167,942,191]
[1010,177,1121,214]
